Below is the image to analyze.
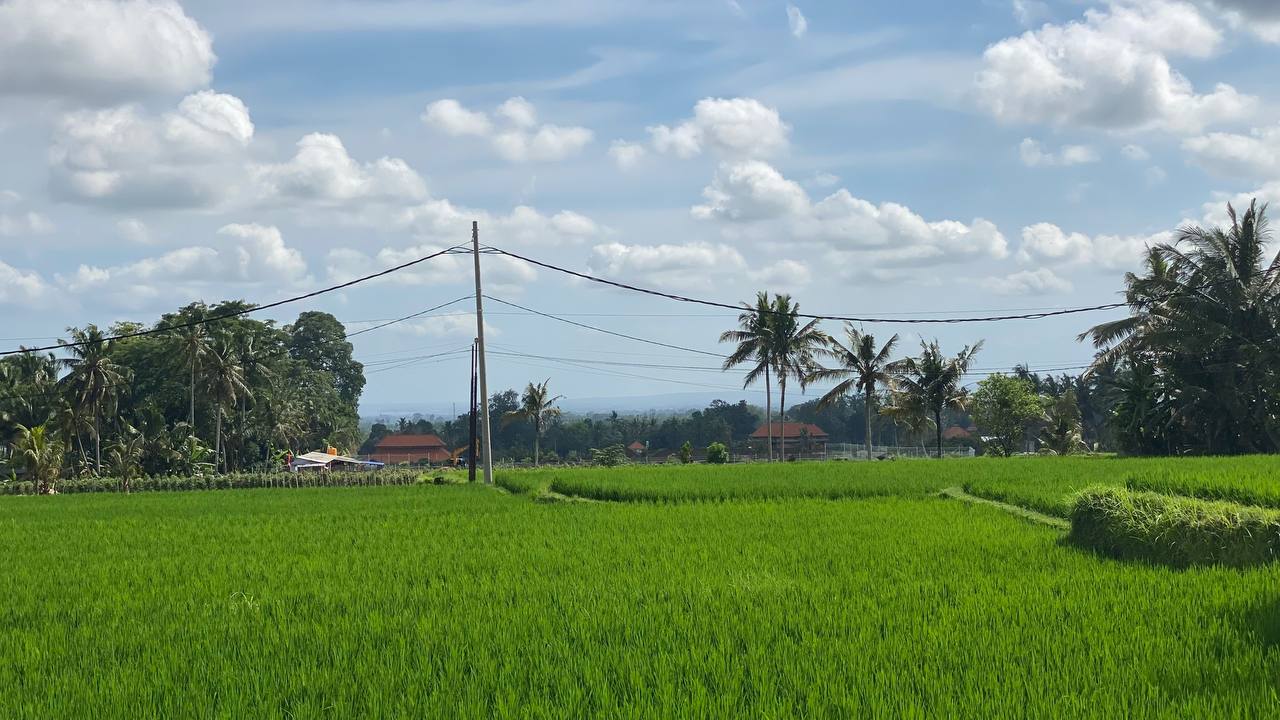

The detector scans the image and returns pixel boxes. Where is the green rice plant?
[1127,466,1280,509]
[1069,485,1280,568]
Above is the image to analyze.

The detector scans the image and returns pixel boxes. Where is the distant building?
[942,426,977,441]
[290,450,383,472]
[627,441,647,457]
[750,422,829,458]
[371,434,451,464]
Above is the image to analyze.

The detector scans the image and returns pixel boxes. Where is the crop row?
[0,468,437,495]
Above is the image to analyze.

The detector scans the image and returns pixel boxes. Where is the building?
[750,423,829,459]
[942,426,977,441]
[626,441,646,457]
[371,434,451,464]
[290,450,383,472]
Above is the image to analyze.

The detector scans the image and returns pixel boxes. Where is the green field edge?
[938,486,1071,530]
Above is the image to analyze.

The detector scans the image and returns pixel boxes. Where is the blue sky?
[1,0,1278,413]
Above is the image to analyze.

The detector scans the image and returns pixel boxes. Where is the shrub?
[589,445,627,468]
[706,442,728,464]
[1068,486,1280,568]
[678,441,692,464]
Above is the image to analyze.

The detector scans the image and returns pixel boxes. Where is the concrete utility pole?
[471,221,494,484]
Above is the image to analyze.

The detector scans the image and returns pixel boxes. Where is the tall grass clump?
[1127,467,1280,510]
[1069,486,1280,568]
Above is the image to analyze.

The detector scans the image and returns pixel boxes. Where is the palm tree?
[13,424,65,494]
[768,293,828,432]
[810,325,900,461]
[720,292,776,461]
[1040,389,1087,455]
[880,392,932,456]
[502,379,562,466]
[106,422,145,492]
[172,323,210,432]
[233,336,273,471]
[204,341,250,473]
[58,326,128,474]
[893,339,983,458]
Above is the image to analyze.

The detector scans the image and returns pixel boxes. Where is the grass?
[1127,461,1280,509]
[1070,485,1280,568]
[2,477,1280,717]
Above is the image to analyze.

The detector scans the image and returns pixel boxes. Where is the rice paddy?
[3,457,1279,717]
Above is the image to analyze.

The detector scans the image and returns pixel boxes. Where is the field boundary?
[939,487,1070,530]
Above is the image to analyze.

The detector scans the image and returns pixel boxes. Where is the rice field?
[3,459,1279,717]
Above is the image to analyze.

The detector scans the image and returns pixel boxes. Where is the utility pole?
[468,340,478,483]
[471,221,494,484]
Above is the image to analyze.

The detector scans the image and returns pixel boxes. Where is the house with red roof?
[750,422,829,459]
[371,434,451,464]
[626,441,647,457]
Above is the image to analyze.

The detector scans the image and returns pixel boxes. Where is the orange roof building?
[371,434,451,464]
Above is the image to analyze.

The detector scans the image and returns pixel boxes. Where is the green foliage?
[1039,389,1087,455]
[2,481,1279,716]
[971,374,1043,456]
[0,469,422,495]
[589,444,627,467]
[890,339,982,458]
[706,442,728,464]
[1069,486,1280,568]
[1127,468,1280,509]
[678,440,693,464]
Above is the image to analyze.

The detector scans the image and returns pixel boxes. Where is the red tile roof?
[374,434,447,450]
[750,423,829,439]
[627,441,646,451]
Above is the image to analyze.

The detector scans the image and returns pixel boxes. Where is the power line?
[0,246,471,357]
[483,295,726,358]
[484,246,1130,324]
[344,295,474,339]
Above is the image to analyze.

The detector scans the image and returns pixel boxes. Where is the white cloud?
[1121,143,1150,161]
[1146,166,1168,184]
[692,161,1008,268]
[1204,0,1280,42]
[1011,0,1051,26]
[1019,138,1100,167]
[1183,124,1280,179]
[983,267,1074,295]
[0,192,54,237]
[1202,182,1280,225]
[421,97,593,163]
[0,260,50,307]
[750,259,811,287]
[786,4,808,37]
[0,0,214,103]
[389,198,602,246]
[398,313,498,340]
[806,172,840,188]
[588,241,747,289]
[327,242,535,293]
[1016,222,1173,270]
[49,91,254,208]
[117,218,151,244]
[254,133,427,205]
[420,99,493,136]
[56,223,307,308]
[976,0,1254,133]
[608,140,647,170]
[648,97,790,159]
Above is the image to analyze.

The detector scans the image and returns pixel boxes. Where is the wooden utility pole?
[468,340,478,483]
[471,222,494,484]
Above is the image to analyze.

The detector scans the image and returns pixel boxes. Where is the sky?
[1,0,1278,414]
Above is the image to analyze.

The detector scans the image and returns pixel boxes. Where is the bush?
[589,445,627,468]
[1068,486,1280,568]
[706,442,728,464]
[678,441,692,464]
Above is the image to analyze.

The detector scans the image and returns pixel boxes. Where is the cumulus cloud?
[608,140,647,170]
[1183,124,1280,179]
[421,97,593,162]
[117,218,151,244]
[0,260,50,307]
[750,259,811,287]
[1016,222,1173,270]
[1204,0,1280,42]
[588,241,747,288]
[648,98,790,159]
[692,161,1008,268]
[254,133,427,205]
[56,223,307,308]
[385,198,601,246]
[1019,138,1100,167]
[976,0,1254,133]
[0,191,54,237]
[327,243,535,292]
[398,313,498,340]
[1121,144,1150,161]
[49,91,254,208]
[982,267,1074,295]
[1201,182,1280,225]
[0,0,214,103]
[786,5,808,37]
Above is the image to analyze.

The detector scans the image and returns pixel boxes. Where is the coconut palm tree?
[106,422,145,492]
[203,341,250,472]
[810,325,900,460]
[58,326,128,474]
[880,392,932,456]
[502,379,562,466]
[720,292,777,461]
[768,293,829,429]
[172,323,210,433]
[893,339,983,459]
[13,424,65,494]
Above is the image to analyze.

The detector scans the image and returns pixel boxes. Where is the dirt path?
[938,486,1070,530]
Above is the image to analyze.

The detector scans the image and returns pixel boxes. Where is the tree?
[1081,200,1280,454]
[106,423,145,492]
[768,294,828,427]
[13,424,64,494]
[971,374,1043,456]
[678,440,692,464]
[286,311,365,407]
[893,339,983,458]
[204,341,250,472]
[502,379,562,466]
[171,322,210,433]
[881,392,932,455]
[706,442,728,464]
[810,325,900,460]
[721,292,777,461]
[59,326,129,474]
[1040,389,1088,455]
